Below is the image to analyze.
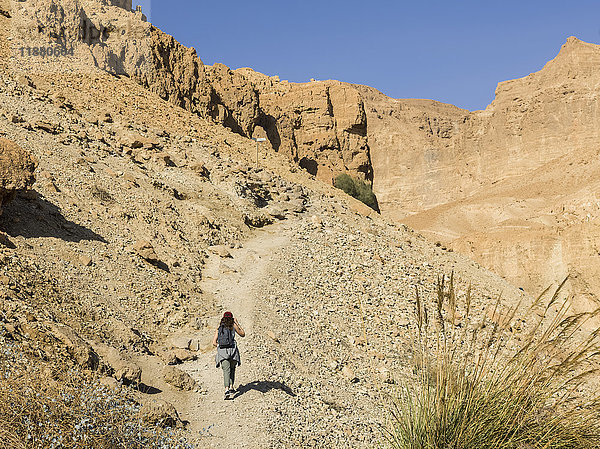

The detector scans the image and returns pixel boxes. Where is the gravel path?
[181,220,293,448]
[170,205,524,449]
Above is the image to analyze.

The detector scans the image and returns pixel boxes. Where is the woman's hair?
[220,316,234,329]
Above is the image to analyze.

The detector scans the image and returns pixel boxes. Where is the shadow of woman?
[233,380,296,399]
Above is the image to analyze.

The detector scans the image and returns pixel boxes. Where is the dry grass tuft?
[385,275,600,449]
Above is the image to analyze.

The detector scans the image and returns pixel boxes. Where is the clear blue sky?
[136,0,600,111]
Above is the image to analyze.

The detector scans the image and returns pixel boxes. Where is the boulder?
[48,323,100,371]
[0,138,37,210]
[161,348,198,365]
[162,366,197,391]
[94,345,142,385]
[138,399,182,428]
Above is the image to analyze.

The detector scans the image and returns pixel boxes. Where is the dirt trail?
[179,220,293,448]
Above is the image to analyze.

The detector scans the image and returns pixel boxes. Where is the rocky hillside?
[366,37,600,219]
[0,1,539,448]
[22,0,598,312]
[10,0,373,186]
[366,37,600,310]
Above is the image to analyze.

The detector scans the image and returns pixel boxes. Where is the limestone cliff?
[368,37,600,309]
[365,37,600,221]
[10,0,371,184]
[237,68,371,183]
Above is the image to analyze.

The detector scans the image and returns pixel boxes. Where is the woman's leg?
[221,359,231,389]
[230,360,237,388]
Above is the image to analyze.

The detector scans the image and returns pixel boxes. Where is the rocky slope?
[0,137,36,210]
[0,1,541,448]
[9,0,372,185]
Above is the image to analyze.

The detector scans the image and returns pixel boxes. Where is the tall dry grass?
[385,275,600,449]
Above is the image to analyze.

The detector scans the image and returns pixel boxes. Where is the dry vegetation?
[0,336,192,449]
[386,276,600,449]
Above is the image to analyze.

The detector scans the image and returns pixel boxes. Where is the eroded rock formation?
[11,0,371,183]
[366,37,600,308]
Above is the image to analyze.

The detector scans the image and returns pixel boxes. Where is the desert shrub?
[385,276,600,449]
[0,339,192,449]
[334,173,379,211]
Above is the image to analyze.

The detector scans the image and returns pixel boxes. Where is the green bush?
[385,276,600,449]
[334,173,379,211]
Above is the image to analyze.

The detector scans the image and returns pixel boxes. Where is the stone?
[99,376,121,391]
[94,345,142,385]
[172,348,197,362]
[161,348,197,365]
[191,162,210,178]
[377,367,394,384]
[79,255,92,266]
[48,323,100,371]
[16,74,34,88]
[266,330,280,343]
[120,133,145,149]
[113,362,142,385]
[209,245,232,258]
[35,121,59,134]
[133,240,159,263]
[162,366,197,391]
[0,138,37,209]
[153,152,175,167]
[265,205,286,220]
[138,399,182,428]
[341,366,358,383]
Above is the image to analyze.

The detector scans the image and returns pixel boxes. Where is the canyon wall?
[363,37,600,221]
[367,37,600,307]
[10,0,371,184]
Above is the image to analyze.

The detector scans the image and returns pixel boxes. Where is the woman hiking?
[212,311,245,400]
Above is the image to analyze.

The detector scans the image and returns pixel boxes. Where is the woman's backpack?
[217,325,235,348]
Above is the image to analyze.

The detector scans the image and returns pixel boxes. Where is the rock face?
[11,0,371,184]
[356,86,469,221]
[0,138,37,209]
[237,69,372,183]
[364,37,600,309]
